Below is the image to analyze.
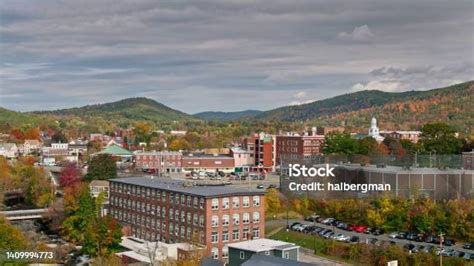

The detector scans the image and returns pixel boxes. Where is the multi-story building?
[109,177,265,261]
[242,133,274,172]
[181,154,234,173]
[275,128,324,163]
[230,147,254,172]
[380,130,422,143]
[135,151,183,174]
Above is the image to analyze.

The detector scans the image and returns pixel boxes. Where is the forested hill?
[34,97,195,122]
[194,110,262,121]
[256,81,474,133]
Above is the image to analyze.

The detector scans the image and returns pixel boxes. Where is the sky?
[1,0,473,114]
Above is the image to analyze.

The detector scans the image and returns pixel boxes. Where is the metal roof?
[110,176,265,197]
[227,239,299,253]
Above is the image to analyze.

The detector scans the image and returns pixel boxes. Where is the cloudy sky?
[1,0,473,113]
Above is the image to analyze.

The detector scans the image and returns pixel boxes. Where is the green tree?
[419,122,463,154]
[323,133,358,155]
[85,154,117,181]
[0,216,26,250]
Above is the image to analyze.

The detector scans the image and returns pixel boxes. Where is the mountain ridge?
[194,110,262,121]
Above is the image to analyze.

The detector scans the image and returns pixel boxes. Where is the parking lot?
[287,217,473,261]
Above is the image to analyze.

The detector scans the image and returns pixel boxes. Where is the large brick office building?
[109,177,265,261]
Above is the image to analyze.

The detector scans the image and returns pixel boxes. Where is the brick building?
[242,133,274,172]
[135,151,182,173]
[181,154,235,173]
[109,177,265,262]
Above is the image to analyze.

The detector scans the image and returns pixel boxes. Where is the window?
[193,197,198,208]
[243,197,250,208]
[253,228,259,239]
[222,215,229,226]
[233,214,240,225]
[232,197,240,208]
[199,198,204,209]
[211,232,218,243]
[193,214,198,225]
[211,215,219,227]
[187,196,191,207]
[243,229,249,240]
[222,231,229,242]
[240,251,245,259]
[265,250,270,255]
[232,230,239,240]
[212,247,219,259]
[243,213,250,224]
[253,196,260,207]
[284,252,289,259]
[222,247,229,259]
[181,195,185,205]
[222,198,229,209]
[211,198,219,210]
[253,212,260,223]
[199,215,204,227]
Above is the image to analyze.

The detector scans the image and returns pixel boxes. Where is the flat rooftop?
[227,238,299,252]
[111,176,264,197]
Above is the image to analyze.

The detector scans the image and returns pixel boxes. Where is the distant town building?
[171,130,187,136]
[368,117,384,143]
[95,144,133,162]
[230,147,254,172]
[109,177,265,261]
[135,151,183,174]
[21,139,42,154]
[275,127,324,163]
[242,133,274,172]
[89,180,110,216]
[0,143,18,159]
[227,238,301,266]
[182,154,235,173]
[380,130,421,143]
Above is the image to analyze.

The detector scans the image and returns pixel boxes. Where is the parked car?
[444,239,456,246]
[305,215,320,222]
[347,236,359,243]
[354,225,368,233]
[389,232,399,239]
[289,222,301,229]
[463,253,474,261]
[463,242,474,250]
[396,232,407,239]
[371,228,384,235]
[406,232,417,241]
[256,184,265,189]
[321,218,335,225]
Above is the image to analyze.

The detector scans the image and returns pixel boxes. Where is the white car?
[321,218,335,224]
[389,232,399,239]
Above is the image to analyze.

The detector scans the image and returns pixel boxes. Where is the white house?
[0,143,18,159]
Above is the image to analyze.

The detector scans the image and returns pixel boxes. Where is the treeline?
[266,189,474,241]
[323,122,472,160]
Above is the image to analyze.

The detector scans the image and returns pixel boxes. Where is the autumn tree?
[85,154,117,181]
[59,162,82,187]
[265,188,281,215]
[323,133,358,155]
[0,216,27,250]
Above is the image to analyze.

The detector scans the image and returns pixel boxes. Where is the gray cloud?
[0,0,473,113]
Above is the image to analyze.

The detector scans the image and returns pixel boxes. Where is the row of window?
[211,228,259,244]
[211,213,260,227]
[111,209,206,228]
[211,196,260,210]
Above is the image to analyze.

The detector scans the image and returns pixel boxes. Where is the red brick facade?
[109,179,265,261]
